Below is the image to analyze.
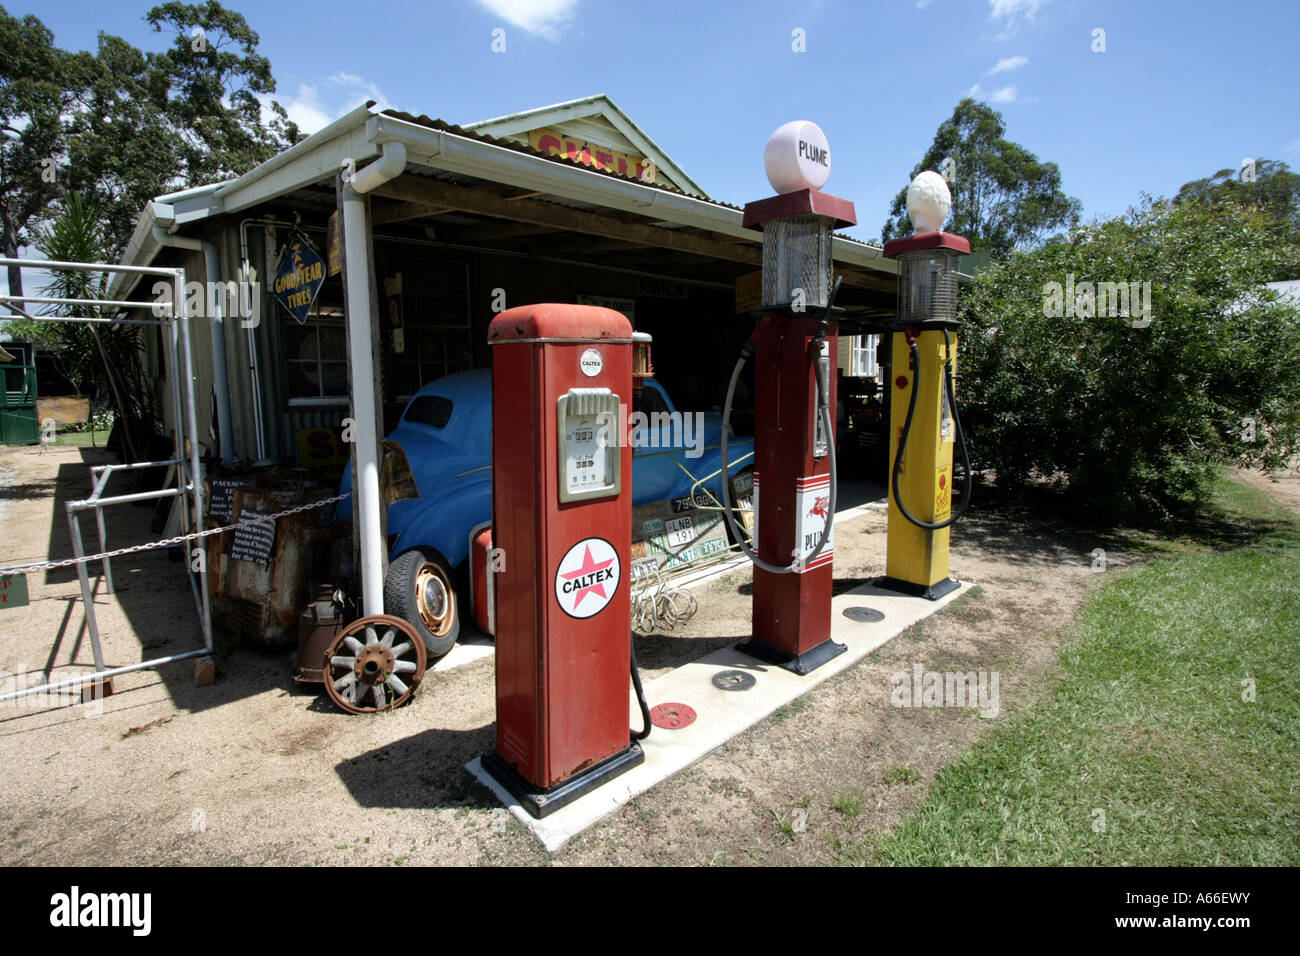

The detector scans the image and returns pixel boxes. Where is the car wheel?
[385,549,460,659]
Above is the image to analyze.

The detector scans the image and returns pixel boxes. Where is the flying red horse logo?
[808,495,830,520]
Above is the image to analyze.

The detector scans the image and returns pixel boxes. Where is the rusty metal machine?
[295,586,428,714]
[203,471,341,646]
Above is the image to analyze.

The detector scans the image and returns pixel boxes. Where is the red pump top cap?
[488,303,634,343]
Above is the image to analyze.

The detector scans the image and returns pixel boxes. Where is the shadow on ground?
[336,725,497,810]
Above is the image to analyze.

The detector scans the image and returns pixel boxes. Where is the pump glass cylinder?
[896,249,961,326]
[761,214,833,311]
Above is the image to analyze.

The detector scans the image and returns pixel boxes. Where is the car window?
[404,395,453,429]
[634,385,669,416]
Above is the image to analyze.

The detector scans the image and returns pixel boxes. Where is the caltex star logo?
[562,545,614,608]
[554,537,621,619]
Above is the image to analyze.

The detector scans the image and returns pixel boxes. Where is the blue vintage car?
[339,367,754,657]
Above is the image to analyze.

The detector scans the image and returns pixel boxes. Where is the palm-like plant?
[36,193,157,459]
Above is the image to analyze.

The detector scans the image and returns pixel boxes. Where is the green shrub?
[958,198,1300,520]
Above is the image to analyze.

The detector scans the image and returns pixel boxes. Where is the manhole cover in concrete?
[650,702,696,729]
[843,606,885,623]
[712,670,756,691]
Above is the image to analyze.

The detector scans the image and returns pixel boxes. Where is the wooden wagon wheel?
[322,614,427,714]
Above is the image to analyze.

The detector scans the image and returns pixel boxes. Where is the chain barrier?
[0,493,350,576]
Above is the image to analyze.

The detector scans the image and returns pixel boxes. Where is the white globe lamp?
[906,170,951,233]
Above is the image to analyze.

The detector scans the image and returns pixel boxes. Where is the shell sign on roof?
[527,127,656,184]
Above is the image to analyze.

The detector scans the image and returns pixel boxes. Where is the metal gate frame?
[0,256,212,704]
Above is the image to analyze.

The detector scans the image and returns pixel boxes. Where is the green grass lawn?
[52,428,111,447]
[855,473,1300,866]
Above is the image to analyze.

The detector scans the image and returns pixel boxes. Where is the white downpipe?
[243,293,268,463]
[237,219,279,463]
[350,141,407,194]
[342,141,406,616]
[151,226,235,466]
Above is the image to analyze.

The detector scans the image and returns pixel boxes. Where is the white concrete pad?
[465,578,972,851]
[430,633,494,672]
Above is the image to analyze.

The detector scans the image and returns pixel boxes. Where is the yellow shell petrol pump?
[878,172,972,600]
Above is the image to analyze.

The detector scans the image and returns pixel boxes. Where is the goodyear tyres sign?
[274,235,326,325]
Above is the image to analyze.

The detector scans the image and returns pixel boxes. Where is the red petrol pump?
[481,303,649,818]
[719,121,855,675]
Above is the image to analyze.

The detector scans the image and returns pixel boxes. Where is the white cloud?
[264,73,391,136]
[986,55,1029,76]
[1283,138,1300,155]
[475,0,579,40]
[967,82,1018,104]
[916,0,932,8]
[989,0,1044,19]
[988,0,1049,38]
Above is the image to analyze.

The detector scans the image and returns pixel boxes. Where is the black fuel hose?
[891,329,972,530]
[630,640,652,741]
[720,278,842,574]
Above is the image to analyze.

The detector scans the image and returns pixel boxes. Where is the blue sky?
[12,0,1300,244]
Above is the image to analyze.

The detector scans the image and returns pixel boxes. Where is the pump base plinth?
[481,743,644,819]
[877,576,961,601]
[736,636,846,676]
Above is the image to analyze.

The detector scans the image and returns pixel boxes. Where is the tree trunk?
[1,207,23,301]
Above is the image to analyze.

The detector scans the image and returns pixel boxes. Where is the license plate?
[665,516,694,548]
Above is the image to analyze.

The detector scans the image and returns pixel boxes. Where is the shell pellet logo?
[935,465,952,516]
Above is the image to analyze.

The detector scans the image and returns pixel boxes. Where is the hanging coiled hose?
[719,278,842,574]
[891,328,972,530]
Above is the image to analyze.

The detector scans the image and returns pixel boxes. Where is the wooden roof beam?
[370,176,761,266]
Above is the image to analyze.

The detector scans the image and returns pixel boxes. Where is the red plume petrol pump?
[481,303,647,818]
[879,171,973,599]
[720,120,856,675]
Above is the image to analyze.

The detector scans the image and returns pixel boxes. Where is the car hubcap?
[414,563,453,636]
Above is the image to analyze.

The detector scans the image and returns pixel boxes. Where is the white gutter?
[206,103,380,223]
[341,140,407,616]
[155,181,224,205]
[213,102,378,207]
[349,140,407,194]
[109,203,165,301]
[151,225,235,467]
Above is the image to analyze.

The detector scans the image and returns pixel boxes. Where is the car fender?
[390,477,492,571]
